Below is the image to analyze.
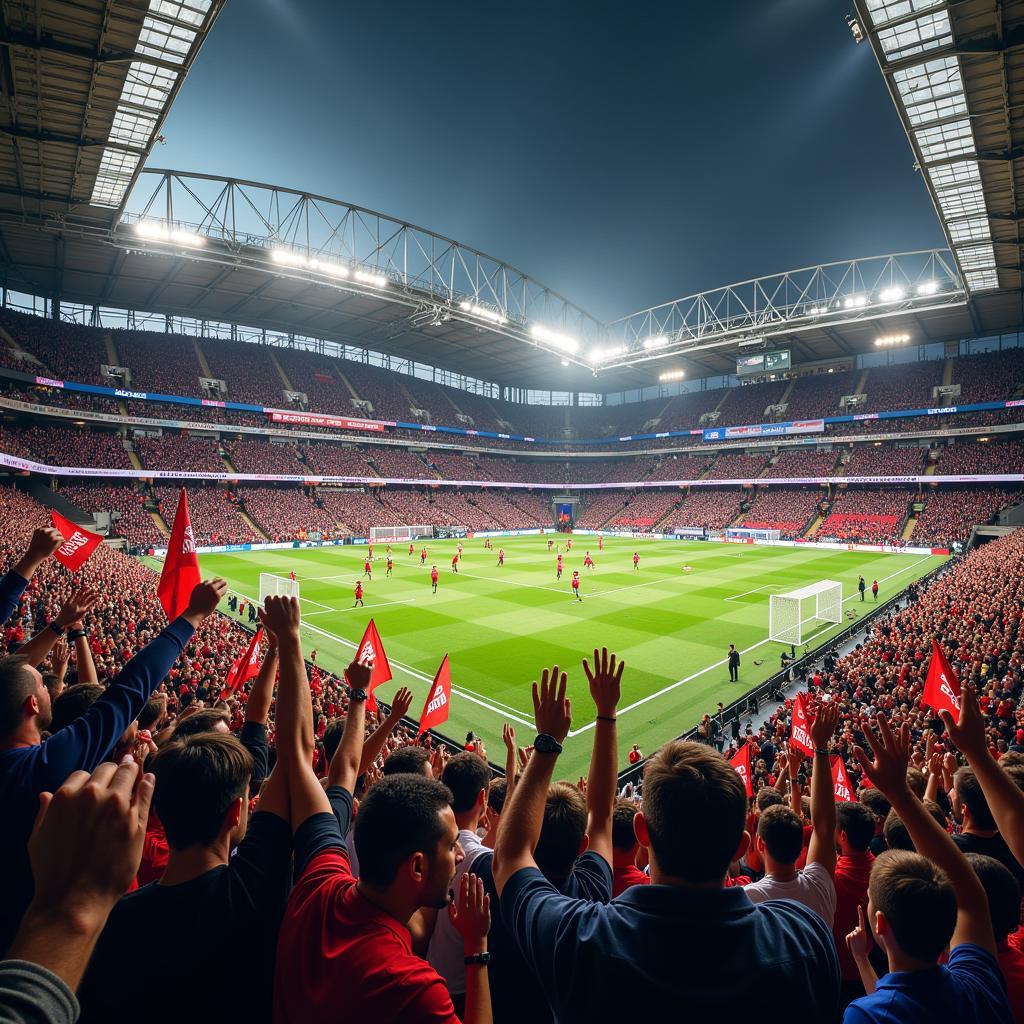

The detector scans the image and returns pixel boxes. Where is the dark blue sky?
[154,0,944,323]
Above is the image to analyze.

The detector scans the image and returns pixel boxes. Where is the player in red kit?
[430,564,439,593]
[556,554,563,580]
[363,559,372,579]
[386,554,393,576]
[451,553,459,573]
[547,538,553,551]
[633,551,640,570]
[598,534,604,551]
[408,541,414,556]
[566,538,572,551]
[584,551,594,569]
[457,541,463,558]
[497,547,504,566]
[353,581,364,607]
[420,547,427,564]
[289,570,296,582]
[571,570,582,601]
[368,543,373,560]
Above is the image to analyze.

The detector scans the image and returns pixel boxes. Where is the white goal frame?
[369,524,435,544]
[726,527,781,543]
[769,580,842,645]
[259,572,301,604]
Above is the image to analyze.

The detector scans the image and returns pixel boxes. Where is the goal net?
[769,580,842,645]
[726,527,781,543]
[369,524,435,543]
[259,572,300,604]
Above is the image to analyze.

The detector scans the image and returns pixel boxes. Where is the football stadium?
[0,2,1023,1020]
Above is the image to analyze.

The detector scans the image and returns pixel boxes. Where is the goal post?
[259,572,301,604]
[725,527,781,543]
[369,524,435,544]
[769,580,843,645]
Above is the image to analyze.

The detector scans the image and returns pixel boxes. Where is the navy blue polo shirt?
[843,944,1012,1024]
[501,869,840,1022]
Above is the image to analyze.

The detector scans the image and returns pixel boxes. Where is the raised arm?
[16,587,99,669]
[854,713,996,956]
[71,620,98,685]
[806,702,839,874]
[327,658,371,794]
[258,596,329,828]
[1,529,61,624]
[502,722,517,797]
[244,630,277,727]
[582,647,624,870]
[941,686,1024,871]
[357,687,413,776]
[493,665,571,894]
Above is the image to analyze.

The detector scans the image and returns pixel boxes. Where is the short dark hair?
[858,788,891,821]
[906,767,927,798]
[149,733,253,849]
[965,853,1020,942]
[955,767,997,831]
[535,782,587,881]
[487,778,507,815]
[642,741,746,884]
[42,673,62,699]
[869,849,956,961]
[382,745,430,777]
[137,694,165,731]
[755,788,785,812]
[836,801,876,851]
[354,775,454,886]
[0,655,35,734]
[173,708,230,739]
[50,683,104,734]
[612,798,640,851]
[1003,764,1024,793]
[883,800,948,851]
[322,719,344,765]
[441,752,491,813]
[757,805,804,864]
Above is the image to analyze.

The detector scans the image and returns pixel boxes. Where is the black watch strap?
[533,733,563,755]
[464,952,491,966]
[68,629,87,640]
[49,623,66,637]
[348,687,368,702]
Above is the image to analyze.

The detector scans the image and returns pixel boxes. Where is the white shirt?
[743,860,837,925]
[427,827,488,995]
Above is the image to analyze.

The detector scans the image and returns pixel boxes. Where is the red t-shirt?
[628,749,641,765]
[138,813,169,887]
[997,939,1024,1024]
[611,863,649,898]
[833,851,875,981]
[431,570,439,583]
[273,848,458,1023]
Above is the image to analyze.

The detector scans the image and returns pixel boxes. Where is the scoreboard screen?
[736,348,791,375]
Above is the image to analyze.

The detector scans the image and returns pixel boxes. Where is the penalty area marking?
[723,584,786,603]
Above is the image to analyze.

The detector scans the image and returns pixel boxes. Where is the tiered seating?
[576,491,631,529]
[862,360,944,411]
[133,434,224,473]
[222,439,303,475]
[659,489,743,530]
[58,484,163,547]
[762,448,838,479]
[935,440,1024,476]
[951,348,1024,404]
[817,488,912,542]
[737,488,823,538]
[608,490,678,529]
[301,442,378,477]
[911,488,1018,547]
[153,486,257,546]
[315,489,401,535]
[644,454,713,481]
[237,487,340,540]
[368,447,435,480]
[704,452,769,480]
[201,338,286,407]
[781,371,858,420]
[112,330,204,395]
[3,425,132,469]
[717,380,788,424]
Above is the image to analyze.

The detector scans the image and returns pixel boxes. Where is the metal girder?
[602,250,964,370]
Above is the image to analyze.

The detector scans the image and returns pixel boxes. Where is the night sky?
[152,0,945,323]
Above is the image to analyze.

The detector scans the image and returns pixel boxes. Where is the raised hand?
[532,664,571,743]
[448,872,491,954]
[258,593,300,639]
[55,586,101,628]
[846,903,872,963]
[345,654,372,692]
[853,714,912,801]
[502,722,516,753]
[939,684,988,763]
[809,700,840,751]
[22,527,62,568]
[184,579,227,624]
[50,637,70,679]
[388,687,414,720]
[583,647,624,718]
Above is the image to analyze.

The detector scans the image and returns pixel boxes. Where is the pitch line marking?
[566,553,936,737]
[724,584,786,603]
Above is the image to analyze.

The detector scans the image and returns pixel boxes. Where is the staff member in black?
[727,643,740,682]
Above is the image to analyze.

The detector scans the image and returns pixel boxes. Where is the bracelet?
[814,747,829,756]
[596,715,617,723]
[68,629,87,640]
[464,952,491,966]
[48,623,66,637]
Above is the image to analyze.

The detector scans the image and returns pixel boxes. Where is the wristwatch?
[533,733,563,755]
[464,952,491,966]
[814,747,829,756]
[348,687,368,702]
[48,623,66,637]
[68,629,87,640]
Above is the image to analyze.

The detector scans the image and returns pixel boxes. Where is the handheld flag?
[922,639,961,716]
[831,756,854,802]
[730,742,753,797]
[157,488,201,622]
[347,619,393,713]
[790,692,814,758]
[50,510,103,571]
[417,654,452,736]
[220,628,263,700]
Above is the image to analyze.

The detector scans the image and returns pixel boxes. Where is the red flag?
[220,628,263,700]
[831,756,854,802]
[50,510,103,571]
[417,655,452,736]
[790,692,814,758]
[346,619,393,712]
[157,488,201,622]
[922,639,961,716]
[730,742,753,797]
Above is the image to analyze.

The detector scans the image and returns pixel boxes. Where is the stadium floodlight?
[916,280,940,295]
[590,346,626,364]
[531,324,580,354]
[808,305,825,315]
[843,294,868,309]
[878,286,905,302]
[459,301,507,325]
[642,335,669,349]
[271,247,307,267]
[354,269,388,287]
[659,369,685,381]
[309,258,349,278]
[134,221,205,247]
[875,333,910,347]
[560,359,570,367]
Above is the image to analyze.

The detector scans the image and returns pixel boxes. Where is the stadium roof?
[0,1,1020,395]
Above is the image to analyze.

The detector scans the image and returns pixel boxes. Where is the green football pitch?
[182,536,946,777]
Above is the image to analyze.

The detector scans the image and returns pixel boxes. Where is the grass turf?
[186,536,945,777]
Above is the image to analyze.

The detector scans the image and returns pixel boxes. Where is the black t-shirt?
[475,850,612,1024]
[77,811,293,1024]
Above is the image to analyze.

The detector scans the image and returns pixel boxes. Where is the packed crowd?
[911,489,1017,548]
[738,488,824,538]
[763,448,841,479]
[133,434,225,474]
[818,489,913,543]
[843,445,929,477]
